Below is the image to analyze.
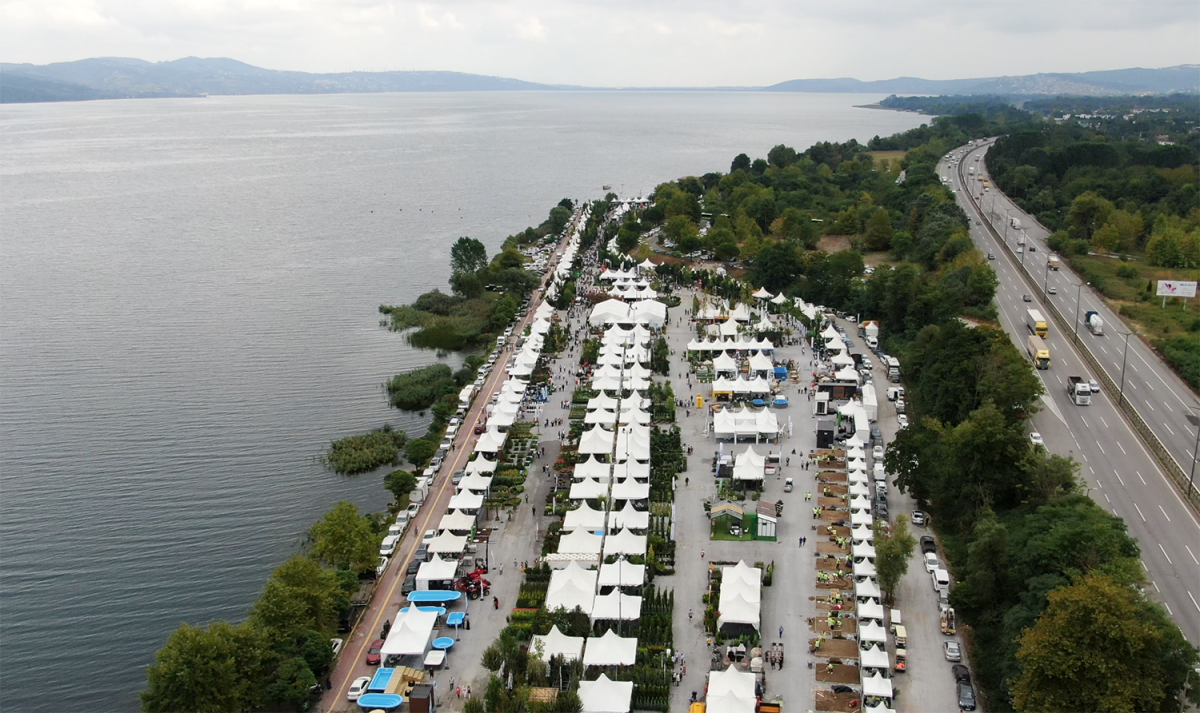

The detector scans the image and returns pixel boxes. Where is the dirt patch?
[816,579,854,591]
[818,235,853,254]
[815,689,863,711]
[817,496,847,509]
[816,542,849,555]
[815,598,855,613]
[816,663,862,684]
[811,617,857,635]
[820,471,848,482]
[809,638,860,659]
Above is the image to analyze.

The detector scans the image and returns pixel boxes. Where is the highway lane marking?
[1117,441,1127,455]
[1097,439,1105,454]
[1082,416,1089,427]
[1159,505,1171,522]
[1186,545,1199,566]
[1055,375,1063,385]
[1099,345,1108,355]
[1100,416,1109,428]
[1164,401,1174,413]
[1145,399,1155,411]
[1104,493,1111,503]
[1191,591,1200,614]
[1158,543,1173,565]
[1164,422,1175,436]
[1152,580,1161,593]
[1165,602,1173,616]
[1138,472,1147,485]
[1134,503,1146,521]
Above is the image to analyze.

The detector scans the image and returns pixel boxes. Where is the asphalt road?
[956,143,1200,490]
[939,144,1200,646]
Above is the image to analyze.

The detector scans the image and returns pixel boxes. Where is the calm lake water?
[0,91,923,710]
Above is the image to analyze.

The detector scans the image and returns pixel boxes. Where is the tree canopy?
[307,501,378,572]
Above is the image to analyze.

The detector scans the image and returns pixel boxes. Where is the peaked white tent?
[545,561,598,613]
[851,526,874,543]
[464,458,497,474]
[610,461,650,480]
[557,529,604,555]
[578,426,615,455]
[861,644,890,671]
[590,591,642,622]
[586,393,619,411]
[608,502,649,530]
[856,579,882,600]
[860,620,887,644]
[457,473,493,493]
[426,532,468,555]
[380,606,438,657]
[610,478,650,502]
[574,456,612,481]
[474,429,507,454]
[563,502,607,531]
[706,665,757,713]
[863,671,894,699]
[732,446,765,481]
[751,287,773,299]
[712,352,738,376]
[530,625,585,663]
[854,559,878,578]
[717,561,761,630]
[578,674,633,713]
[415,556,458,590]
[598,561,646,587]
[438,509,477,533]
[447,490,484,511]
[569,478,608,500]
[859,601,886,622]
[582,630,638,667]
[603,528,647,556]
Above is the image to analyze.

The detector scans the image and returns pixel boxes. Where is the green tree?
[449,270,484,299]
[548,205,572,234]
[874,518,916,602]
[1065,191,1115,242]
[767,143,798,168]
[615,225,640,253]
[1012,572,1196,713]
[384,469,417,502]
[307,502,377,572]
[249,555,341,638]
[404,438,437,468]
[863,207,894,251]
[450,236,489,275]
[730,153,751,173]
[141,621,263,713]
[751,241,801,293]
[262,656,317,710]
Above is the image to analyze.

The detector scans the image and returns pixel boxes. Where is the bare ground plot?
[815,689,863,711]
[816,664,862,684]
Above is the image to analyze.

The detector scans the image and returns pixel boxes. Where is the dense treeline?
[879,94,1034,123]
[885,318,1199,711]
[143,502,384,712]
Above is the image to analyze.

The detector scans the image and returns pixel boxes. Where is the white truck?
[1085,310,1104,335]
[1067,376,1092,406]
[1011,217,1023,231]
[1047,254,1061,271]
[885,356,901,383]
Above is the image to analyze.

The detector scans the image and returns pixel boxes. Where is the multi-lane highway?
[963,143,1200,491]
[938,143,1200,646]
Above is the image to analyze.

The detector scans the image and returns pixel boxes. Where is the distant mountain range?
[2,56,1197,103]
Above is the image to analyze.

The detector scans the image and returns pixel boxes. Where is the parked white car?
[348,676,371,701]
[924,552,940,573]
[379,534,400,556]
[873,445,884,460]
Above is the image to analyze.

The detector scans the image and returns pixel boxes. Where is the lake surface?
[0,91,924,710]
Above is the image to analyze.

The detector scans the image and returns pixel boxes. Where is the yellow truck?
[1025,308,1048,338]
[1027,335,1050,370]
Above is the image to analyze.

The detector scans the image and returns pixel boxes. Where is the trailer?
[1067,376,1092,406]
[1085,310,1104,335]
[941,607,957,635]
[1025,309,1048,338]
[1026,335,1050,370]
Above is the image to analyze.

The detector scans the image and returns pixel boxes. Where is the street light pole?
[1187,405,1200,499]
[1043,261,1051,297]
[1118,331,1133,408]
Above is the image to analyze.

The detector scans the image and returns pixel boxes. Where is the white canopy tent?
[590,591,642,622]
[380,607,439,657]
[572,456,611,480]
[610,460,650,480]
[717,561,761,630]
[557,529,604,555]
[860,644,890,671]
[578,426,615,455]
[860,620,888,644]
[563,502,607,531]
[610,478,650,502]
[545,561,598,613]
[582,630,638,667]
[706,665,757,713]
[426,532,468,556]
[474,429,507,454]
[415,556,458,590]
[447,491,484,511]
[854,559,878,578]
[859,601,886,622]
[851,525,874,543]
[603,528,647,556]
[712,352,738,376]
[438,509,477,533]
[569,478,609,500]
[608,502,649,530]
[586,393,619,411]
[851,509,873,526]
[457,473,493,493]
[853,541,877,559]
[530,625,584,663]
[598,561,646,587]
[856,579,882,600]
[578,674,634,713]
[464,458,497,474]
[863,671,894,699]
[732,446,765,481]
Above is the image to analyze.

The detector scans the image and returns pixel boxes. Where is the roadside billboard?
[1155,280,1198,298]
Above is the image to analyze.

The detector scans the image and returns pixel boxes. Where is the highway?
[962,143,1200,493]
[938,143,1200,646]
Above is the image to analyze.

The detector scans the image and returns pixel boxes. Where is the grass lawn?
[1069,254,1200,388]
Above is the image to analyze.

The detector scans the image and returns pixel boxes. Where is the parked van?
[379,535,400,556]
[931,568,951,592]
[873,464,887,482]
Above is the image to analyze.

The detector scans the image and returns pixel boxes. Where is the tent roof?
[610,478,650,501]
[860,620,887,643]
[426,532,469,554]
[603,528,647,556]
[563,501,607,531]
[611,460,649,480]
[530,625,585,663]
[752,287,773,299]
[569,478,608,500]
[438,509,477,533]
[748,352,773,372]
[598,560,646,587]
[853,541,877,559]
[380,606,438,656]
[546,562,598,613]
[578,674,633,713]
[586,393,619,411]
[608,502,649,530]
[590,592,641,621]
[707,665,757,713]
[457,473,493,492]
[713,352,738,373]
[474,429,507,453]
[856,579,882,600]
[415,555,458,583]
[578,426,615,455]
[855,559,878,578]
[447,491,484,511]
[859,601,886,622]
[861,643,890,670]
[582,630,638,667]
[558,529,604,555]
[852,525,875,542]
[863,671,894,698]
[851,509,873,526]
[464,458,497,474]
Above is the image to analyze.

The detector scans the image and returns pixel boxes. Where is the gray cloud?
[2,0,1196,85]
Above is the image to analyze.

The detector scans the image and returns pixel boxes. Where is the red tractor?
[452,569,491,599]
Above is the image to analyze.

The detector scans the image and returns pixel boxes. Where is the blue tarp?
[368,667,394,692]
[356,693,404,709]
[774,366,788,378]
[407,590,463,603]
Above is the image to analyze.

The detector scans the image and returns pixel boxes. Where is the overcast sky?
[3,0,1197,85]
